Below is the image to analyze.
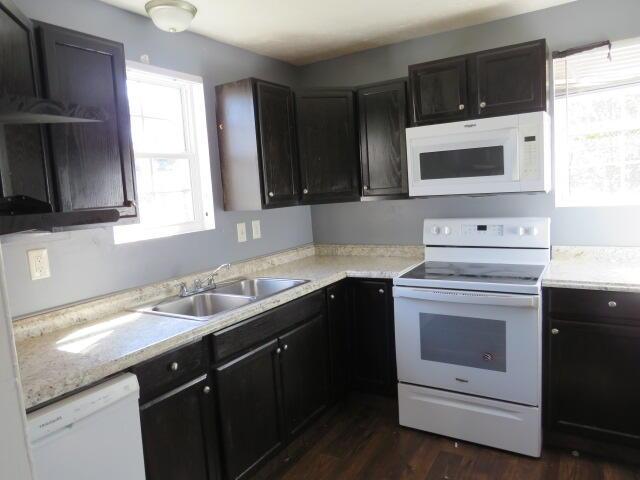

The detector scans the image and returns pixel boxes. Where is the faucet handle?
[178,282,188,297]
[193,278,203,290]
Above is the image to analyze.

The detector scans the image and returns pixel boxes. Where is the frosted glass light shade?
[145,0,197,33]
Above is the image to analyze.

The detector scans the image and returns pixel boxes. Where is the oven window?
[419,313,506,372]
[419,146,505,180]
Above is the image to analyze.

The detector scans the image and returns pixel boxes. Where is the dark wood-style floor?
[254,393,640,480]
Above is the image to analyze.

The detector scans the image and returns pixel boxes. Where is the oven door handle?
[393,287,538,308]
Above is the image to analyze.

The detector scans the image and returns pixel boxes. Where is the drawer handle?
[169,362,179,372]
[458,104,465,110]
[551,328,559,335]
[455,377,469,383]
[203,386,211,395]
[303,188,309,194]
[608,301,617,308]
[378,288,385,294]
[480,101,487,108]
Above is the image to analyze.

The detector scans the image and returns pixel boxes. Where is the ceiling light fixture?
[145,0,197,33]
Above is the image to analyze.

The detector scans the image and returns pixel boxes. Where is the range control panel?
[423,217,550,248]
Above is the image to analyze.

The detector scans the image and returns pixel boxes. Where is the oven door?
[406,117,520,197]
[393,286,540,406]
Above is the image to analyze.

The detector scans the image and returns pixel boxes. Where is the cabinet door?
[351,280,396,395]
[279,314,329,438]
[140,376,217,480]
[255,81,299,208]
[473,39,546,117]
[408,57,468,125]
[36,23,137,219]
[547,318,640,448]
[295,89,359,204]
[327,282,351,401]
[358,80,408,197]
[215,339,282,480]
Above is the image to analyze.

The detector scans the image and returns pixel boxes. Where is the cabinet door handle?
[458,104,465,110]
[169,361,179,371]
[283,344,288,351]
[303,188,309,194]
[276,347,282,354]
[551,328,559,335]
[608,301,617,308]
[125,199,137,208]
[218,123,223,130]
[268,191,274,198]
[203,386,211,395]
[330,294,335,300]
[378,288,385,294]
[479,101,487,108]
[363,186,368,191]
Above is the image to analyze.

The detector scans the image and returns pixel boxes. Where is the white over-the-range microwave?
[406,112,551,197]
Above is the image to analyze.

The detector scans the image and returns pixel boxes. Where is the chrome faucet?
[178,263,232,297]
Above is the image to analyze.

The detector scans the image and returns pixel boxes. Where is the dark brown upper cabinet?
[357,80,408,198]
[408,57,468,125]
[473,39,547,117]
[295,89,360,204]
[408,39,547,126]
[35,22,137,220]
[216,78,299,211]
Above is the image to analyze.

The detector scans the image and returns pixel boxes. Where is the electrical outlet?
[236,222,247,243]
[27,248,50,280]
[251,220,261,239]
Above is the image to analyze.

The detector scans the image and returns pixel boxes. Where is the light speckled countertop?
[17,253,421,410]
[542,246,640,292]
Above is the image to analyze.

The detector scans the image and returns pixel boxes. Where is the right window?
[554,38,640,207]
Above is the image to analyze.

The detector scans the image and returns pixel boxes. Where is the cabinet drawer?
[547,288,640,323]
[132,340,207,403]
[211,290,325,363]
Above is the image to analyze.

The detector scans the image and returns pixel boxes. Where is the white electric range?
[393,217,550,457]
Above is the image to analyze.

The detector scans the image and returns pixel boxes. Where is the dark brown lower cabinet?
[351,279,397,396]
[326,282,352,402]
[214,339,283,480]
[280,314,329,437]
[140,375,219,480]
[213,309,329,480]
[544,288,640,463]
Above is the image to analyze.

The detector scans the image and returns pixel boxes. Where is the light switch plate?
[252,220,261,239]
[27,248,50,280]
[236,222,247,243]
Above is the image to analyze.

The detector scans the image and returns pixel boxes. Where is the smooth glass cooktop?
[400,261,545,286]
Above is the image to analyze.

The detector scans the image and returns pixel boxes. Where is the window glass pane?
[150,157,192,193]
[128,79,186,154]
[554,38,640,207]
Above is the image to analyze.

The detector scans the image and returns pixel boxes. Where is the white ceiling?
[100,0,576,65]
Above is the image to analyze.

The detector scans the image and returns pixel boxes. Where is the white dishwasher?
[27,373,146,480]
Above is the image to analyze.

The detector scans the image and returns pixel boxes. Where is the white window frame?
[114,61,214,244]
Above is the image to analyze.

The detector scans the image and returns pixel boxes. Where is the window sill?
[113,221,214,244]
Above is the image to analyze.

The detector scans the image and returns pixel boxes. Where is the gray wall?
[301,0,640,247]
[2,0,313,318]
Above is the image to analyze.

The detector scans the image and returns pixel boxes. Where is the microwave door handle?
[393,287,538,308]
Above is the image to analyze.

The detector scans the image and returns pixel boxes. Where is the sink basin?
[146,292,253,321]
[139,277,308,322]
[214,277,308,298]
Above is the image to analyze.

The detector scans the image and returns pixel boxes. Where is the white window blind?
[554,38,640,207]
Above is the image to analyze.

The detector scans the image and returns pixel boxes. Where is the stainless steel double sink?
[138,277,308,322]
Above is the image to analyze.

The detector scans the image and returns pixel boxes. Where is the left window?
[113,62,214,244]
